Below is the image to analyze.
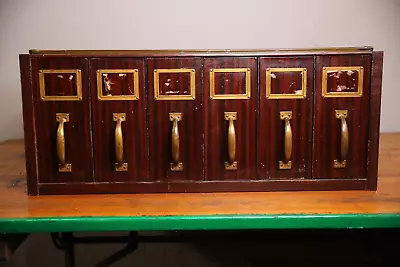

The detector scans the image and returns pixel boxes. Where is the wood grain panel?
[204,57,257,180]
[259,57,313,178]
[313,55,371,179]
[31,57,93,183]
[19,55,38,195]
[366,51,384,190]
[90,58,148,182]
[147,58,203,181]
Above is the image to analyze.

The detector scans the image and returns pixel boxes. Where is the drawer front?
[259,57,314,178]
[313,55,371,179]
[204,57,257,180]
[31,57,93,183]
[90,58,148,182]
[147,58,203,181]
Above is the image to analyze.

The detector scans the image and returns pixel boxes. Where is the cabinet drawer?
[90,58,148,182]
[31,57,93,183]
[259,57,313,178]
[147,58,203,181]
[313,55,371,179]
[204,57,257,180]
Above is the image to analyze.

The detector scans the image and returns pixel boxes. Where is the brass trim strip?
[210,68,251,100]
[266,68,307,99]
[30,47,373,55]
[322,66,364,98]
[154,69,196,101]
[97,69,139,100]
[39,70,82,101]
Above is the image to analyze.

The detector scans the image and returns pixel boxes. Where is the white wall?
[0,0,399,141]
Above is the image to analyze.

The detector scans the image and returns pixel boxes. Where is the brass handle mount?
[334,110,349,168]
[279,111,292,170]
[170,113,183,171]
[224,112,237,170]
[56,113,72,172]
[114,113,127,171]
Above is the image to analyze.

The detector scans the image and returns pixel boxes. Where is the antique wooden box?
[19,47,383,195]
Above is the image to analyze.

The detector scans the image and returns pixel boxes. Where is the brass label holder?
[40,70,82,101]
[170,113,183,171]
[224,112,237,170]
[154,69,196,100]
[210,68,251,100]
[334,110,349,168]
[97,69,140,100]
[322,66,364,98]
[56,113,72,172]
[113,113,128,172]
[266,68,307,99]
[279,111,293,170]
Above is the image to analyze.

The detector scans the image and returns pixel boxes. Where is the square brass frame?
[322,66,364,98]
[266,68,307,99]
[210,68,251,100]
[97,69,139,100]
[39,69,82,101]
[154,69,196,100]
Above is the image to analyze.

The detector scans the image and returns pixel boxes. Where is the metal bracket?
[335,110,348,119]
[169,113,182,122]
[224,112,237,121]
[334,159,347,168]
[280,111,292,120]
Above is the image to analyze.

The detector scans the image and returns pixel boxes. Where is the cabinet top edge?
[28,47,374,57]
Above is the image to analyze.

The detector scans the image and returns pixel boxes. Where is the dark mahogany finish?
[90,58,148,182]
[147,58,204,181]
[30,57,94,184]
[259,57,313,178]
[313,55,371,179]
[19,48,383,195]
[204,57,257,180]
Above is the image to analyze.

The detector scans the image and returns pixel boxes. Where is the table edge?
[1,213,399,233]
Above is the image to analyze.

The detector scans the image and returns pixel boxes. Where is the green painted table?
[1,134,400,234]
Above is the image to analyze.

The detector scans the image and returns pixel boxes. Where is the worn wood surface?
[0,133,398,219]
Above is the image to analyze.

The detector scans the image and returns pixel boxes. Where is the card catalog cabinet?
[19,48,383,195]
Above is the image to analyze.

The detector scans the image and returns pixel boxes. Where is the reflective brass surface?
[266,68,307,99]
[334,110,349,168]
[39,70,82,101]
[56,113,71,172]
[279,111,293,170]
[97,69,139,100]
[224,112,237,170]
[169,113,183,171]
[322,67,364,98]
[113,113,127,172]
[154,69,196,100]
[210,68,251,100]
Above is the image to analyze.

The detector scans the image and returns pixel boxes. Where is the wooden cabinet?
[30,57,94,185]
[147,58,204,182]
[258,57,313,179]
[20,48,383,195]
[90,58,148,182]
[204,57,257,181]
[313,55,372,179]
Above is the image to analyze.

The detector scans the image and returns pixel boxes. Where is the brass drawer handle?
[56,113,71,172]
[224,112,237,170]
[114,113,127,171]
[170,113,183,171]
[334,110,349,168]
[279,111,292,170]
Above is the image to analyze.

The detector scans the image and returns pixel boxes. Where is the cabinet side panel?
[19,54,38,195]
[367,51,384,190]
